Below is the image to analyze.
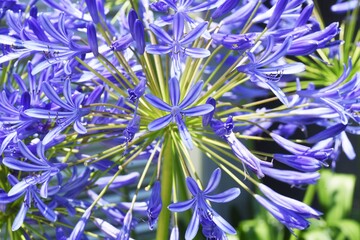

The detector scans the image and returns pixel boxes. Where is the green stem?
[156,136,173,240]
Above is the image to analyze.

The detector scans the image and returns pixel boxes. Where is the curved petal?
[63,79,74,107]
[149,24,173,44]
[18,141,43,165]
[176,115,193,149]
[145,94,172,111]
[182,104,214,116]
[184,48,210,58]
[33,193,57,222]
[185,208,200,240]
[179,81,204,109]
[186,177,200,196]
[74,120,87,134]
[146,44,172,55]
[169,77,180,106]
[148,114,172,131]
[204,168,221,193]
[8,176,38,196]
[212,210,237,234]
[180,22,208,45]
[206,188,240,203]
[168,198,195,212]
[12,202,29,231]
[42,81,73,110]
[3,157,50,172]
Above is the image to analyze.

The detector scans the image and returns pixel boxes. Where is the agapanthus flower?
[236,36,305,106]
[147,180,162,230]
[0,174,57,231]
[3,141,66,198]
[152,0,223,26]
[24,79,91,145]
[146,17,209,75]
[168,168,240,239]
[145,77,213,149]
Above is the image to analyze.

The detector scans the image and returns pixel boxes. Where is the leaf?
[238,219,274,240]
[332,220,360,240]
[317,170,356,224]
[302,229,333,240]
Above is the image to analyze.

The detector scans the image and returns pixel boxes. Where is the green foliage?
[317,170,356,223]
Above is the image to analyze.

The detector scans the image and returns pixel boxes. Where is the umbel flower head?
[0,0,358,239]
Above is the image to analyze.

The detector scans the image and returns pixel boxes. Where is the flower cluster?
[0,0,359,239]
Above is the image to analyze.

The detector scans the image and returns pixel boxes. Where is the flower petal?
[176,115,193,149]
[169,77,180,106]
[145,94,172,111]
[184,48,210,58]
[148,114,172,131]
[168,198,195,212]
[182,104,214,116]
[173,13,184,41]
[185,208,200,240]
[206,188,240,203]
[212,210,237,234]
[186,177,200,196]
[149,23,173,44]
[3,157,50,172]
[204,168,221,193]
[12,202,29,231]
[180,22,208,45]
[179,81,204,109]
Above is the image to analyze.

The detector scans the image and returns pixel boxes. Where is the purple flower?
[3,141,66,198]
[116,211,133,240]
[153,0,222,26]
[123,115,141,143]
[128,79,146,104]
[236,36,305,106]
[210,116,267,178]
[145,77,214,149]
[0,174,57,231]
[212,0,240,19]
[127,9,145,54]
[255,183,321,233]
[87,22,99,57]
[146,18,209,75]
[147,181,162,230]
[68,207,92,240]
[260,165,320,186]
[24,79,90,145]
[168,168,240,240]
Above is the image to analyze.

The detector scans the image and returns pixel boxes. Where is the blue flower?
[0,174,57,231]
[168,168,240,240]
[255,183,321,233]
[152,0,222,26]
[24,79,90,145]
[236,36,305,106]
[145,77,214,149]
[209,116,266,178]
[3,141,66,198]
[68,207,92,240]
[146,17,209,75]
[116,211,133,240]
[147,181,162,230]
